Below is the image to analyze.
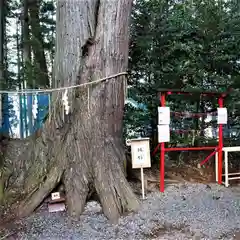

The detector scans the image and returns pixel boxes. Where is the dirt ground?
[1,163,240,240]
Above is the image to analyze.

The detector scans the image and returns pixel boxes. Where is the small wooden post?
[140,167,145,199]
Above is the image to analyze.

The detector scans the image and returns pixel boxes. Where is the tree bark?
[3,0,139,223]
[0,0,4,85]
[0,0,6,201]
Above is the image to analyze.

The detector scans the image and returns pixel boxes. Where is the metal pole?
[218,96,223,185]
[160,93,166,192]
[141,167,145,199]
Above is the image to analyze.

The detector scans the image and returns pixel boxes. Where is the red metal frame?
[199,148,218,166]
[165,146,216,151]
[218,97,224,184]
[160,93,166,192]
[172,111,217,117]
[154,89,226,192]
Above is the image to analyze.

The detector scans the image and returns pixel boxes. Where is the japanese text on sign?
[136,146,145,164]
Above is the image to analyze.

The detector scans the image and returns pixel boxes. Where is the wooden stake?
[141,167,145,199]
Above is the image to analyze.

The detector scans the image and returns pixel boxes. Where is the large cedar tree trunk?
[3,0,139,223]
[29,0,49,87]
[0,0,5,201]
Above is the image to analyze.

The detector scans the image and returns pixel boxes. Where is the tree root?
[63,163,90,219]
[93,140,140,223]
[18,165,64,217]
[16,137,139,223]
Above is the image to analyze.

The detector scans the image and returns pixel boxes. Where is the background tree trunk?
[0,0,6,202]
[0,0,5,126]
[29,0,49,87]
[22,0,34,136]
[4,0,139,223]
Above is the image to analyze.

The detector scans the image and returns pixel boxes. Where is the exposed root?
[64,165,90,219]
[18,165,64,217]
[94,141,139,223]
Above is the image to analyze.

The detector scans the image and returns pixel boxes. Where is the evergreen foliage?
[126,0,240,148]
[2,0,240,146]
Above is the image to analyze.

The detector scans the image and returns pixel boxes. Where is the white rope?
[0,72,128,94]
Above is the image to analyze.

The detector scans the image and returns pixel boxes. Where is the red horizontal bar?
[165,146,217,151]
[167,92,222,96]
[171,129,218,134]
[161,89,228,96]
[172,111,217,117]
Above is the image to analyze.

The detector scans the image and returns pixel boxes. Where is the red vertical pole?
[218,96,223,185]
[160,93,166,192]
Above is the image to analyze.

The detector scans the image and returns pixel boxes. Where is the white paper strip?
[158,107,170,125]
[217,108,227,124]
[62,90,70,115]
[32,94,38,119]
[158,124,170,143]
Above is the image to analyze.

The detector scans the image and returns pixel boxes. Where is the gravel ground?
[8,183,240,239]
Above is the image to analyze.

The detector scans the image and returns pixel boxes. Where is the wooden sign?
[130,138,151,169]
[158,107,170,125]
[127,138,151,199]
[51,192,60,200]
